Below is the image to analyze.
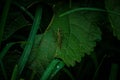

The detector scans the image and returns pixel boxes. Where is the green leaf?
[28,6,102,75]
[52,10,101,67]
[105,0,120,40]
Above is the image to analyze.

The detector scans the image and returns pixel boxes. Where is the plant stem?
[11,5,42,80]
[63,68,76,80]
[11,65,18,80]
[40,59,64,80]
[93,54,107,80]
[0,61,8,80]
[49,60,64,80]
[12,2,34,20]
[109,63,118,80]
[30,70,36,80]
[0,43,15,80]
[90,52,98,69]
[59,7,120,17]
[0,43,14,61]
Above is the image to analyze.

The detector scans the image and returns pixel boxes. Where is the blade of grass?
[0,43,15,61]
[40,59,63,80]
[11,65,18,80]
[49,60,64,80]
[63,67,76,80]
[90,52,98,69]
[93,54,107,80]
[0,0,12,46]
[12,2,34,20]
[12,5,42,79]
[59,7,120,17]
[109,63,118,80]
[0,41,26,80]
[0,43,14,80]
[0,41,26,62]
[0,61,8,80]
[30,70,36,80]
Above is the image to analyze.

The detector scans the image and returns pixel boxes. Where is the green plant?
[0,0,120,80]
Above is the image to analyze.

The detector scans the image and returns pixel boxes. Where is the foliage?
[105,0,120,40]
[0,0,120,80]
